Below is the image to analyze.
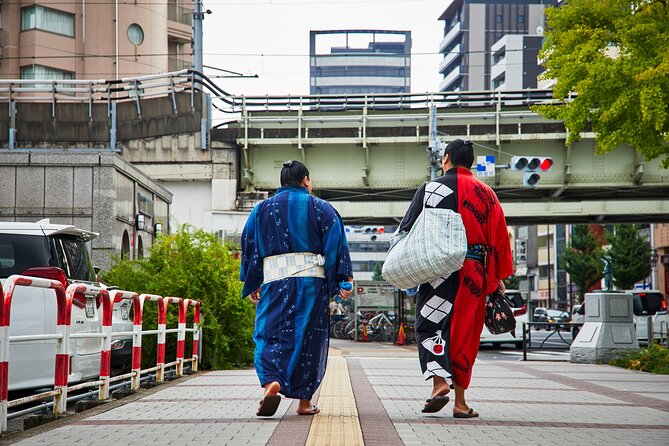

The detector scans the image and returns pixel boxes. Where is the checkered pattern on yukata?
[382,182,467,290]
[263,252,325,283]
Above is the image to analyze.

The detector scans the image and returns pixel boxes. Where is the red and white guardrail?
[0,275,202,432]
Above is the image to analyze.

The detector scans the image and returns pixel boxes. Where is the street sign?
[476,155,495,177]
[354,281,395,310]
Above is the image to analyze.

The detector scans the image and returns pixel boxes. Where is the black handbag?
[484,290,517,336]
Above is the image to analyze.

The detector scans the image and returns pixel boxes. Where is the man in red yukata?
[397,139,513,417]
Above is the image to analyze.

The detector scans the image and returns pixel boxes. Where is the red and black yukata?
[399,167,513,389]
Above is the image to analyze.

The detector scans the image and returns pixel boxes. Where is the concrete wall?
[0,93,202,146]
[0,152,172,271]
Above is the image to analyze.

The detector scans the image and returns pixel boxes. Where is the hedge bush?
[609,343,669,374]
[101,225,255,369]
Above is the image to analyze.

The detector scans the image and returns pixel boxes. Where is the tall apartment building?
[437,0,556,92]
[0,0,193,80]
[309,30,411,95]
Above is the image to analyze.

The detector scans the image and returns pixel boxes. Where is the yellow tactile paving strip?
[305,351,364,446]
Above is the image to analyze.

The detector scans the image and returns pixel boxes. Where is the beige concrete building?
[0,0,192,80]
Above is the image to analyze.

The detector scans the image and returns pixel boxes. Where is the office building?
[490,34,543,90]
[438,0,556,92]
[0,0,193,80]
[309,30,411,95]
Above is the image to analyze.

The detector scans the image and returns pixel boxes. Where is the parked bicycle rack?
[0,275,202,432]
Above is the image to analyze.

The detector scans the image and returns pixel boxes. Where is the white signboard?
[354,280,395,310]
[476,155,495,177]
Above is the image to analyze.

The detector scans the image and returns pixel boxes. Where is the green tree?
[503,275,521,290]
[534,0,669,166]
[372,262,384,281]
[606,224,651,289]
[561,225,604,303]
[101,225,255,369]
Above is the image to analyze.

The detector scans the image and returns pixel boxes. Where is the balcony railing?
[168,4,193,26]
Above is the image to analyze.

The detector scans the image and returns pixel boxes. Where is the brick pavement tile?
[372,386,631,405]
[83,398,291,421]
[392,424,669,446]
[635,392,669,402]
[382,399,669,425]
[553,372,669,382]
[13,422,280,446]
[180,374,260,386]
[142,385,260,400]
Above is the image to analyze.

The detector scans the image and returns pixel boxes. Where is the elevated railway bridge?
[221,89,669,225]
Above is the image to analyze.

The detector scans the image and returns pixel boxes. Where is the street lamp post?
[650,248,659,289]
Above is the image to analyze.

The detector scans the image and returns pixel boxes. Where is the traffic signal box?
[510,156,553,188]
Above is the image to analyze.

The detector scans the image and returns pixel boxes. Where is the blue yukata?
[240,185,352,400]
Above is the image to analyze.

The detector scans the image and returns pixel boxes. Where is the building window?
[128,24,144,46]
[495,14,503,24]
[21,5,74,37]
[20,65,74,90]
[121,231,130,260]
[518,15,525,25]
[493,74,505,89]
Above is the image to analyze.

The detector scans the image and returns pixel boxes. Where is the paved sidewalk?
[4,340,669,445]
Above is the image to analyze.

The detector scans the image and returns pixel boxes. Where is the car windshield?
[506,292,524,308]
[0,234,53,278]
[632,292,666,316]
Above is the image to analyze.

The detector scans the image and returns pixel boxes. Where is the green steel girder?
[231,105,669,222]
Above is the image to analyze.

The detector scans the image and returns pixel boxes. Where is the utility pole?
[192,0,207,73]
[427,105,445,180]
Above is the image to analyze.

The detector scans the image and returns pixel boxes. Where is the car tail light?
[662,300,667,310]
[21,267,68,289]
[20,266,87,308]
[513,305,527,317]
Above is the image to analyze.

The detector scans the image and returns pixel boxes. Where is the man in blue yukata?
[240,160,353,417]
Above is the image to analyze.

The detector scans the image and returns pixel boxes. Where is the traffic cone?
[397,322,406,346]
[360,320,369,342]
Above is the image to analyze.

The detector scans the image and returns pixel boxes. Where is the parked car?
[571,304,585,337]
[534,307,571,330]
[0,220,102,391]
[479,289,527,348]
[627,290,669,345]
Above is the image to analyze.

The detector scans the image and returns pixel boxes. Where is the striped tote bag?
[382,207,467,290]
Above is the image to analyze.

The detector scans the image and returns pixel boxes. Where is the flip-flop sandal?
[256,394,281,417]
[297,405,320,415]
[453,408,479,418]
[421,395,450,413]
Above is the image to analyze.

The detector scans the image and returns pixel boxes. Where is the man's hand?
[248,288,261,305]
[339,277,353,300]
[497,280,506,294]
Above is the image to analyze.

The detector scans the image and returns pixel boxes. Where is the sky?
[202,0,446,122]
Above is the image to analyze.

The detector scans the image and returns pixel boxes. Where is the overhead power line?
[0,47,541,61]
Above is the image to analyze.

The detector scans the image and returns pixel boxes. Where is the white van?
[627,290,669,345]
[0,220,103,391]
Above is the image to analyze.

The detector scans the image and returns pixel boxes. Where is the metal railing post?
[647,316,654,345]
[176,300,187,377]
[97,289,113,401]
[109,102,117,151]
[53,285,77,415]
[522,322,528,361]
[189,300,202,372]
